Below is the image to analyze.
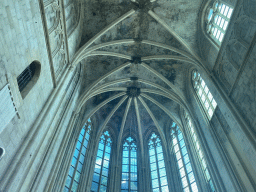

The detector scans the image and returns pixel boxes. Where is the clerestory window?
[148,133,169,192]
[192,70,217,119]
[64,118,92,192]
[171,122,198,192]
[91,131,112,192]
[185,114,215,191]
[121,137,138,192]
[206,1,233,44]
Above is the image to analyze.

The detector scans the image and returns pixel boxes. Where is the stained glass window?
[192,70,217,119]
[121,137,138,192]
[206,2,233,44]
[64,118,92,192]
[148,133,169,192]
[185,114,215,191]
[91,131,112,192]
[171,122,198,192]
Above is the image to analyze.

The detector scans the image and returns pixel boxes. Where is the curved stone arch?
[234,15,256,47]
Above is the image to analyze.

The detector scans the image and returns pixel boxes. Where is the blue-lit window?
[148,133,169,192]
[206,2,233,44]
[185,114,215,191]
[171,122,198,192]
[91,131,112,192]
[192,70,217,119]
[64,118,92,192]
[121,137,138,192]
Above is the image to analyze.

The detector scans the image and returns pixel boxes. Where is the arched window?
[185,114,215,191]
[0,147,5,160]
[121,137,138,192]
[64,118,92,192]
[17,61,41,98]
[206,1,233,44]
[171,122,198,192]
[148,133,169,192]
[192,70,217,119]
[91,131,112,192]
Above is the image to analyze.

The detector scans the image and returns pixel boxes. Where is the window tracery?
[185,114,215,191]
[91,131,112,192]
[64,118,92,192]
[121,137,138,192]
[148,133,169,192]
[206,1,233,44]
[192,70,217,119]
[170,122,198,192]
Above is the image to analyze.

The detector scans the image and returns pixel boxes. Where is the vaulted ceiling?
[74,0,204,142]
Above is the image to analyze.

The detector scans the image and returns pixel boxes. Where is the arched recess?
[17,60,41,99]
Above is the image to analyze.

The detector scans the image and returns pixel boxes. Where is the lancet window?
[91,131,112,192]
[192,70,217,119]
[185,114,215,191]
[171,122,198,192]
[206,1,233,44]
[121,137,138,192]
[148,133,169,192]
[64,118,92,192]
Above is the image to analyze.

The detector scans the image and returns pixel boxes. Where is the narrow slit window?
[192,70,217,119]
[185,114,215,191]
[171,122,198,192]
[121,137,138,192]
[148,133,169,192]
[64,118,92,192]
[206,2,233,44]
[91,131,112,192]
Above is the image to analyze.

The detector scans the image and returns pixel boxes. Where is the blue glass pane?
[93,173,100,183]
[149,148,155,156]
[69,166,75,176]
[77,162,83,173]
[131,151,136,158]
[79,154,85,164]
[156,146,163,154]
[158,153,164,161]
[97,149,103,158]
[95,164,101,174]
[85,132,90,140]
[181,147,187,156]
[158,160,165,169]
[151,170,158,179]
[122,173,129,180]
[186,163,192,173]
[78,134,83,142]
[160,176,168,186]
[159,168,166,177]
[104,152,110,160]
[102,167,108,177]
[122,165,129,172]
[150,155,156,163]
[152,179,159,189]
[150,162,157,171]
[65,176,72,188]
[74,149,79,158]
[105,146,111,154]
[91,182,98,192]
[75,171,80,182]
[153,188,159,192]
[76,141,82,150]
[179,139,185,148]
[188,172,195,184]
[123,151,129,157]
[130,165,137,172]
[96,156,102,165]
[101,175,108,186]
[83,140,88,148]
[123,157,129,164]
[121,181,128,189]
[71,181,78,192]
[131,158,136,165]
[183,153,190,164]
[131,172,137,181]
[71,157,77,167]
[131,182,137,190]
[98,143,104,151]
[178,133,183,141]
[80,128,85,136]
[64,186,69,192]
[100,185,107,192]
[161,185,169,192]
[103,159,109,168]
[81,146,86,155]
